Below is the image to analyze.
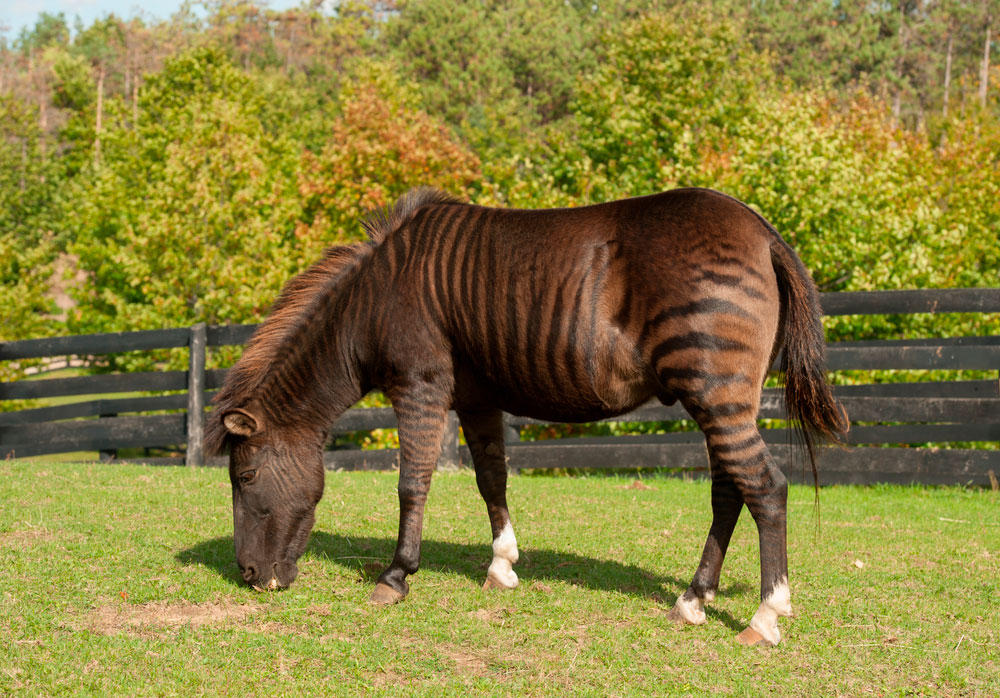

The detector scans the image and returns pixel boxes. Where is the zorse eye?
[238,469,258,485]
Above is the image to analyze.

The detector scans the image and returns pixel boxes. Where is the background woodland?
[2,0,998,349]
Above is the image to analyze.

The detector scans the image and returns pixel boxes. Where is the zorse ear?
[222,408,263,437]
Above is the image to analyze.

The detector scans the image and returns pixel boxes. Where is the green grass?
[1,462,997,697]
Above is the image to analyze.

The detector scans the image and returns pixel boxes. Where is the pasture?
[1,461,997,697]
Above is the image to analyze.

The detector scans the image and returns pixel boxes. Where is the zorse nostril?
[241,565,257,583]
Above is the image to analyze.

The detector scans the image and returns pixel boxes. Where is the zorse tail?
[770,239,849,486]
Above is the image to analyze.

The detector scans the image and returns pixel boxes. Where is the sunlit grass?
[1,462,998,696]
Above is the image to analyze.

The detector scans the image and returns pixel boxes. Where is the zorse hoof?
[736,626,775,648]
[667,605,704,625]
[482,572,518,591]
[369,582,405,605]
[667,596,707,625]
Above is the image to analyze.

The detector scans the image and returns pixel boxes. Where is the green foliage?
[0,95,58,342]
[386,0,598,159]
[61,47,482,350]
[47,47,94,111]
[297,64,481,243]
[14,11,70,53]
[67,47,307,334]
[551,9,770,201]
[0,0,997,353]
[506,8,999,342]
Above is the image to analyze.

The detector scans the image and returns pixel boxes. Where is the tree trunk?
[943,30,954,117]
[893,1,908,126]
[980,15,992,107]
[20,140,27,192]
[286,19,296,75]
[95,62,105,169]
[39,92,47,166]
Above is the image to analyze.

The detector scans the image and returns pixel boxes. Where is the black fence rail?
[2,289,999,486]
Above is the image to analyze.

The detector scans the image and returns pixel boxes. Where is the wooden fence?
[2,289,999,486]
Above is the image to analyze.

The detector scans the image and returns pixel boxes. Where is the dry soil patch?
[88,598,261,635]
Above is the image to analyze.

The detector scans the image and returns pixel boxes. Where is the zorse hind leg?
[370,390,450,605]
[669,466,743,625]
[457,408,520,590]
[733,446,792,647]
[698,418,792,646]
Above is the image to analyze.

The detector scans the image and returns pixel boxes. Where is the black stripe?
[703,423,755,437]
[694,270,767,300]
[484,216,503,381]
[544,279,567,395]
[615,282,633,328]
[657,368,752,399]
[687,401,757,420]
[711,435,765,456]
[467,210,493,355]
[459,208,487,354]
[390,210,413,273]
[433,207,463,325]
[712,448,769,471]
[650,332,751,368]
[563,270,587,395]
[524,261,544,393]
[642,298,754,338]
[408,207,440,313]
[503,239,522,388]
[710,256,768,282]
[449,208,477,347]
[586,246,611,386]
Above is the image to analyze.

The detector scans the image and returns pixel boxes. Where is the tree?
[296,64,481,243]
[520,6,999,345]
[386,0,598,156]
[0,95,58,342]
[74,16,127,167]
[545,9,770,202]
[67,48,307,334]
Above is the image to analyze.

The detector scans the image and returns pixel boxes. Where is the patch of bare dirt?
[469,606,516,625]
[87,598,261,635]
[371,668,411,689]
[0,527,56,546]
[620,480,655,490]
[438,643,489,675]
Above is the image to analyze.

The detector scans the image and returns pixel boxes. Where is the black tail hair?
[770,238,849,488]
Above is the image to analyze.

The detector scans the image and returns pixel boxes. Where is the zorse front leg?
[457,408,520,590]
[370,392,450,605]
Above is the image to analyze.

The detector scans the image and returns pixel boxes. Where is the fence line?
[2,288,999,486]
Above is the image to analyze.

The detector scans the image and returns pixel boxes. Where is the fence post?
[437,410,460,469]
[186,323,207,467]
[98,410,118,462]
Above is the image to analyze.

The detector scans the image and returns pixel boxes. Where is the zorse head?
[218,407,325,591]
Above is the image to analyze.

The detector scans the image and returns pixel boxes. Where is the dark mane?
[206,188,466,455]
[361,187,465,244]
[205,243,371,455]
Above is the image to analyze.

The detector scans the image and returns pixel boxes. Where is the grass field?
[1,461,998,697]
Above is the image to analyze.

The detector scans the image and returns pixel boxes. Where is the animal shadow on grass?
[177,533,745,631]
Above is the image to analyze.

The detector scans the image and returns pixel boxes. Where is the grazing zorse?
[206,187,847,647]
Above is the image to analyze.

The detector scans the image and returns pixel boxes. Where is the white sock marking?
[486,522,519,588]
[672,593,707,625]
[749,578,792,645]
